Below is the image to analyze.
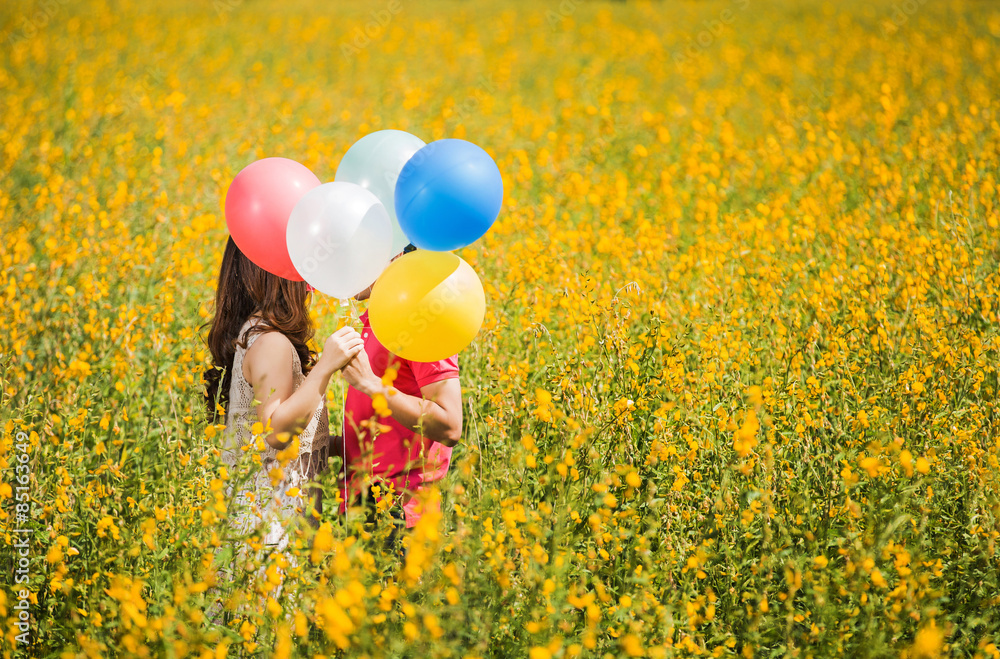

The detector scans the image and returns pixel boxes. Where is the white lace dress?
[208,317,330,625]
[220,316,331,549]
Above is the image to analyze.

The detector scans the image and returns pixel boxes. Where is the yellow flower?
[274,622,292,659]
[911,621,944,658]
[871,568,887,588]
[859,455,881,478]
[372,392,392,418]
[381,364,400,387]
[734,410,760,458]
[103,576,147,629]
[96,516,120,540]
[621,634,644,657]
[317,596,356,648]
[311,522,333,564]
[46,544,63,564]
[533,388,555,423]
[294,611,309,637]
[899,450,914,476]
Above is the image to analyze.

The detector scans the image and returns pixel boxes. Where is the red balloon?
[225,158,321,280]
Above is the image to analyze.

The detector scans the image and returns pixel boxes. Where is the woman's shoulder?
[245,328,295,355]
[242,329,297,383]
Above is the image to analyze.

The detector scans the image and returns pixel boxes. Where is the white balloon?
[286,182,393,299]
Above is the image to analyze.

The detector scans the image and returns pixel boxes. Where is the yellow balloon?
[368,250,486,362]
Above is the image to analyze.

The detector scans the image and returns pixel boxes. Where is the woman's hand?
[320,327,364,372]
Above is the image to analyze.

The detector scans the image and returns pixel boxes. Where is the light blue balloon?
[335,129,426,256]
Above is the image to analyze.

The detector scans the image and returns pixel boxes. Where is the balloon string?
[349,298,358,327]
[340,297,357,519]
[342,387,348,522]
[338,297,362,330]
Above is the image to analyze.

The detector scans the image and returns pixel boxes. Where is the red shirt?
[340,311,460,527]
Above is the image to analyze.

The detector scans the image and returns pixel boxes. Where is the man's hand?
[341,347,381,396]
[342,349,463,446]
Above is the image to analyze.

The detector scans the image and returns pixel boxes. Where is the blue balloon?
[394,139,503,252]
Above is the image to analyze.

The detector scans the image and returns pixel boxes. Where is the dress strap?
[238,316,268,352]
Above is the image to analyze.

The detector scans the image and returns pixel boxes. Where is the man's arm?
[342,349,463,447]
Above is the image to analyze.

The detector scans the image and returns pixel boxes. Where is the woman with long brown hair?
[204,236,360,594]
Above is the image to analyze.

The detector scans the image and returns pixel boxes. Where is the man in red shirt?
[339,252,463,531]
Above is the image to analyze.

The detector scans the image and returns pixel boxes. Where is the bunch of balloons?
[224,130,502,362]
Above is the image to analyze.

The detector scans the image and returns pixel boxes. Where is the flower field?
[2,0,1000,656]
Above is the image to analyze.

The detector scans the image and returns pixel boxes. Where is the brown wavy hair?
[203,236,315,421]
